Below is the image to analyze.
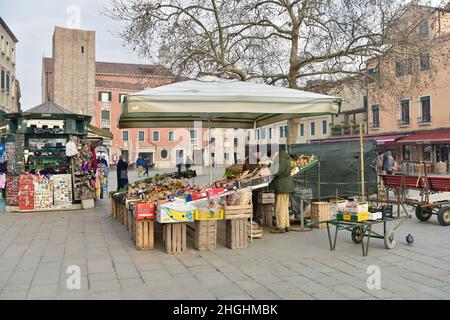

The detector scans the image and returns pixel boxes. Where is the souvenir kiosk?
[4,100,95,212]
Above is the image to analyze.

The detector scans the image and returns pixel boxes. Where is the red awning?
[397,130,450,144]
[311,134,406,145]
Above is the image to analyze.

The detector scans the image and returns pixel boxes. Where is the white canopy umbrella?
[119,76,341,129]
[119,76,341,183]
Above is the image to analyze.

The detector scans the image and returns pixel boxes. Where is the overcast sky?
[0,0,143,110]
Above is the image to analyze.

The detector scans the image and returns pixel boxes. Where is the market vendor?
[270,151,295,233]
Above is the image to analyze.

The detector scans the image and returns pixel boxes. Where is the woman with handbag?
[117,155,129,190]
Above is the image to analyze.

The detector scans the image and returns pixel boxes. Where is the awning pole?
[208,119,213,185]
[360,123,365,201]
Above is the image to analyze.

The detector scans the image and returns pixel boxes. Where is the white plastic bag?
[65,141,78,157]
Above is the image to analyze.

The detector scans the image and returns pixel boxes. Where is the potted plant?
[332,124,342,136]
[342,122,351,135]
[350,120,360,134]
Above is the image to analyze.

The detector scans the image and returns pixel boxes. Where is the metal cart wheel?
[351,227,363,244]
[437,206,450,226]
[384,229,397,249]
[415,206,432,222]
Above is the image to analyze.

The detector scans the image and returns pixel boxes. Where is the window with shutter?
[371,105,380,127]
[6,73,9,93]
[322,120,327,135]
[310,122,315,136]
[400,100,410,124]
[0,69,4,90]
[420,96,431,123]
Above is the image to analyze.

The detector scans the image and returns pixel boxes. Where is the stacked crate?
[224,205,252,249]
[310,202,330,229]
[195,220,217,251]
[257,192,275,227]
[248,221,263,239]
[163,223,187,254]
[135,219,155,250]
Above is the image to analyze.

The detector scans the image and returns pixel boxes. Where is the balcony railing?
[418,116,432,124]
[398,119,410,126]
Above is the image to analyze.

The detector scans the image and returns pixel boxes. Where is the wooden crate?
[226,219,248,249]
[123,207,129,230]
[194,220,217,251]
[248,221,263,239]
[130,217,136,241]
[163,223,187,254]
[310,202,330,229]
[224,205,252,220]
[258,192,275,204]
[128,213,135,240]
[135,220,154,250]
[111,198,117,219]
[257,204,274,227]
[118,203,125,224]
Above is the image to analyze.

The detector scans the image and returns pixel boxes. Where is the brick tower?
[52,26,96,116]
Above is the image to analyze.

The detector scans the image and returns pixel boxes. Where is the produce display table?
[324,215,410,256]
[109,168,275,253]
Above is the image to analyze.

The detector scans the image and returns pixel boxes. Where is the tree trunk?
[288,24,300,89]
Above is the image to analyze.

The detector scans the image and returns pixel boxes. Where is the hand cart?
[380,173,450,226]
[325,214,410,256]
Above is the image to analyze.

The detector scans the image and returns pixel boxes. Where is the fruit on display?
[291,155,317,169]
[224,163,244,179]
[224,164,271,181]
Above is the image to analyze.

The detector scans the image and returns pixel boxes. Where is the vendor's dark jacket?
[271,151,295,194]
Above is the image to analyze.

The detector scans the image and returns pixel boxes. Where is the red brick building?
[42,57,210,167]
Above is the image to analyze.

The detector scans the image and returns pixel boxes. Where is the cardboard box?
[369,212,382,221]
[157,198,195,223]
[134,202,156,220]
[194,206,224,220]
[337,212,369,222]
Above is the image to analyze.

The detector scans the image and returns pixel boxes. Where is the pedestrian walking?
[143,158,150,176]
[377,151,385,175]
[136,155,144,177]
[383,151,398,175]
[185,156,192,172]
[116,155,129,191]
[176,151,183,173]
[270,151,295,233]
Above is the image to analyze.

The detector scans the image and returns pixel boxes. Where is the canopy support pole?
[360,122,365,201]
[208,119,213,185]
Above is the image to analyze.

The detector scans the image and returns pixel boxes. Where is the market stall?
[4,100,105,212]
[113,76,341,253]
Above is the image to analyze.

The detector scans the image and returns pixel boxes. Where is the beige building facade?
[367,5,450,173]
[292,82,368,144]
[0,17,19,113]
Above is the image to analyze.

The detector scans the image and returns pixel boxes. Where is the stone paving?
[0,169,449,300]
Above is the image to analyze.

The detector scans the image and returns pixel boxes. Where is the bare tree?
[104,0,448,93]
